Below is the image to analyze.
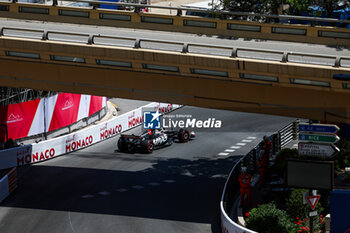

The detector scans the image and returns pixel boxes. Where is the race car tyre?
[142,140,154,153]
[178,129,190,142]
[118,138,128,152]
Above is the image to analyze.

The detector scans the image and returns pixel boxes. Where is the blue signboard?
[100,0,119,10]
[298,123,339,134]
[331,190,350,233]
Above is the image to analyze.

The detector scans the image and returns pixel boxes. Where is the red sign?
[307,195,320,210]
[49,93,81,132]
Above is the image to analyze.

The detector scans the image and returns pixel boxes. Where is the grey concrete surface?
[1,18,350,61]
[110,98,150,115]
[0,105,294,233]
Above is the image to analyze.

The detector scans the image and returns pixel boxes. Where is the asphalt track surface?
[1,18,350,66]
[0,102,294,233]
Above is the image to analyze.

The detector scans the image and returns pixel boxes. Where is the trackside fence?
[0,102,181,203]
[220,119,299,233]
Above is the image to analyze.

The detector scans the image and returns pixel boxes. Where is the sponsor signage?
[299,133,339,144]
[298,142,339,157]
[299,123,339,134]
[8,102,182,166]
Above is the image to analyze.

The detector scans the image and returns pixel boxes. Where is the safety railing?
[220,119,299,232]
[1,26,350,69]
[0,0,350,46]
[276,120,299,150]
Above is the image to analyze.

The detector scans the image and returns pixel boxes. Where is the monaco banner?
[13,102,181,166]
[0,94,106,141]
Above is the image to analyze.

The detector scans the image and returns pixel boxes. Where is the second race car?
[117,128,195,153]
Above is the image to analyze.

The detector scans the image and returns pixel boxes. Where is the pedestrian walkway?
[233,139,299,228]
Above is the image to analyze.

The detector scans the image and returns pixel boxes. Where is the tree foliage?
[334,139,350,172]
[246,203,295,233]
[222,0,349,17]
[285,0,312,15]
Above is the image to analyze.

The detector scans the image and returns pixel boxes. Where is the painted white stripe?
[77,94,91,121]
[163,179,176,183]
[132,185,144,189]
[148,182,160,186]
[218,152,229,156]
[28,98,45,136]
[236,143,246,146]
[230,146,241,149]
[116,188,128,192]
[44,94,58,132]
[98,191,111,196]
[242,139,252,143]
[225,149,235,152]
[247,137,257,140]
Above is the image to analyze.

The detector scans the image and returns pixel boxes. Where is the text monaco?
[163,118,222,128]
[17,148,56,165]
[66,136,93,152]
[100,124,122,140]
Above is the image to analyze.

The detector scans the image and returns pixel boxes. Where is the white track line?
[224,149,235,152]
[236,142,246,146]
[247,137,257,140]
[230,146,241,149]
[116,188,128,192]
[148,182,160,186]
[98,191,111,196]
[242,139,252,143]
[218,152,229,156]
[163,179,176,183]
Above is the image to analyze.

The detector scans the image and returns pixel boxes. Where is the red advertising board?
[89,96,103,116]
[0,94,106,142]
[49,93,81,132]
[0,99,40,140]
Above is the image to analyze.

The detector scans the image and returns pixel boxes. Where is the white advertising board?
[14,102,181,166]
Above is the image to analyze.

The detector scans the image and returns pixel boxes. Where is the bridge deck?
[1,17,349,59]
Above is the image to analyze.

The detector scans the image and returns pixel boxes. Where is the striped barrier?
[0,167,17,203]
[0,101,180,203]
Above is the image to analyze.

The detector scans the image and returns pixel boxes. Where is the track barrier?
[220,120,299,232]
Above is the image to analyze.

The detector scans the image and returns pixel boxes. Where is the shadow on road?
[1,154,242,232]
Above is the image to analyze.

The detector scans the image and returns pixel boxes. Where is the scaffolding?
[0,87,58,106]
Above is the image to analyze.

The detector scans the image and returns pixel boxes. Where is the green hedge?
[246,203,294,233]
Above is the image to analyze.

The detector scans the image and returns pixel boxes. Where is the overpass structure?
[0,2,350,123]
[0,0,350,45]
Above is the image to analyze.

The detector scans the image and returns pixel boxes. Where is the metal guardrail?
[3,0,350,26]
[221,119,299,230]
[0,0,350,47]
[1,26,350,68]
[276,120,299,150]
